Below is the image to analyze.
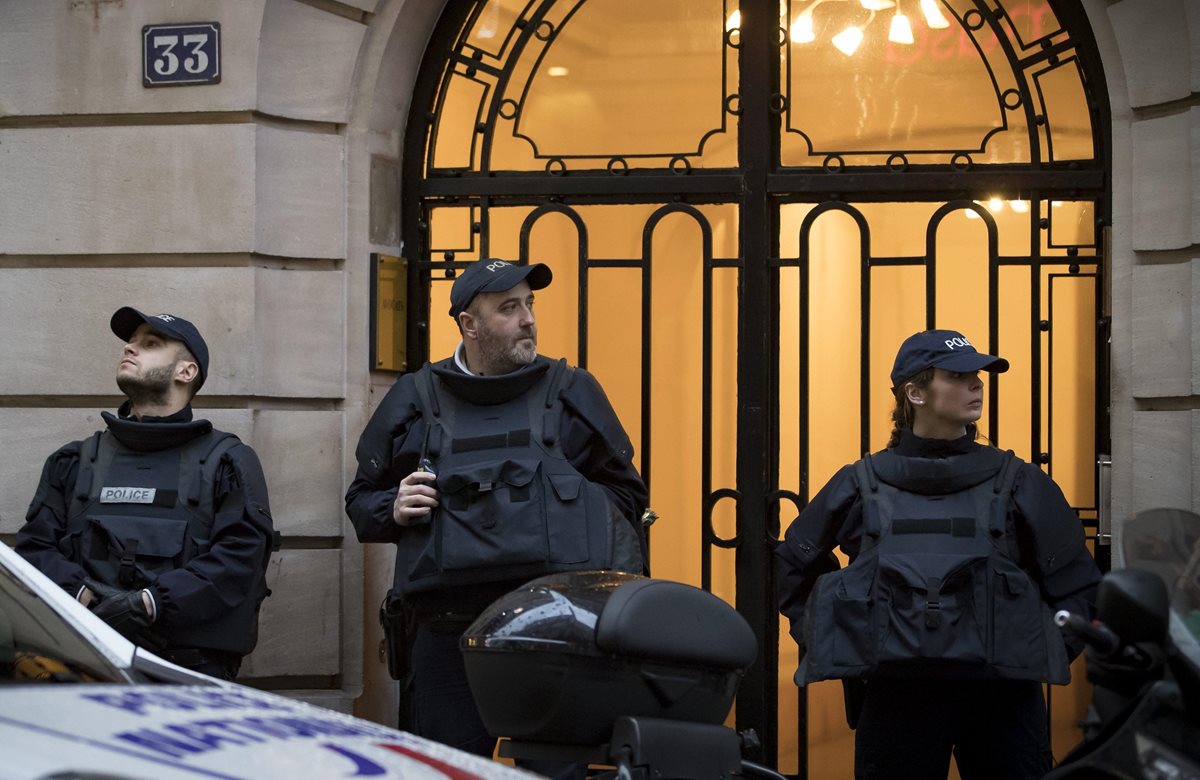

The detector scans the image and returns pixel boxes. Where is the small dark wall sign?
[143,22,221,87]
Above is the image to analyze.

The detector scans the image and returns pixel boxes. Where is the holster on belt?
[379,590,414,681]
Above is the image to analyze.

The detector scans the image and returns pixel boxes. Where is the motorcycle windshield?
[1119,508,1200,673]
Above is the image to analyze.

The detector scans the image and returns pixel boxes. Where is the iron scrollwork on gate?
[402,0,1111,774]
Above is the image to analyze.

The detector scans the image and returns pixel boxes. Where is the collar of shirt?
[453,341,474,375]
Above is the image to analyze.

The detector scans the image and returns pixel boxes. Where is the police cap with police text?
[448,259,553,318]
[890,329,1009,389]
[110,307,210,390]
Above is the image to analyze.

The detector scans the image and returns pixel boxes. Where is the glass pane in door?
[427,202,740,598]
[776,198,1098,775]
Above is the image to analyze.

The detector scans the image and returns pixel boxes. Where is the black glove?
[85,580,153,641]
[82,578,122,605]
[1084,642,1164,698]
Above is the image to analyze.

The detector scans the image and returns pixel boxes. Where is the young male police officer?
[16,308,275,680]
[346,259,648,759]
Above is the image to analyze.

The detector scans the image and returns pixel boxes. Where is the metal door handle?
[1097,454,1112,546]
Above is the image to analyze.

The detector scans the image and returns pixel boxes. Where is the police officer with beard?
[16,308,275,680]
[346,259,648,765]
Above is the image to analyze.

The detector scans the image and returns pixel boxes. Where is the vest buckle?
[925,575,943,629]
[118,551,138,587]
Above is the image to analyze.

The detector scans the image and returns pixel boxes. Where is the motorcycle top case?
[460,571,757,746]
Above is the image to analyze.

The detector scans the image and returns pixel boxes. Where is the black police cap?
[110,307,209,390]
[890,329,1008,389]
[448,259,552,319]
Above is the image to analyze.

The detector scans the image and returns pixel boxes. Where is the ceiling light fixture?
[832,25,865,55]
[888,11,914,44]
[778,0,955,53]
[919,0,951,29]
[791,11,817,42]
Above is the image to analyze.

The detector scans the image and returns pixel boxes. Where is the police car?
[0,541,536,779]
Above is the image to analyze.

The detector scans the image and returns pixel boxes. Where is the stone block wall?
[1095,0,1200,540]
[0,0,411,715]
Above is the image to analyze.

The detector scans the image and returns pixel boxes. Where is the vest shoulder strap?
[532,358,571,450]
[412,363,438,417]
[413,363,445,459]
[853,455,882,539]
[70,431,108,508]
[992,449,1020,494]
[983,449,1020,538]
[182,431,242,506]
[854,455,880,493]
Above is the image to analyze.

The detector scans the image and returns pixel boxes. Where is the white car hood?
[0,683,534,779]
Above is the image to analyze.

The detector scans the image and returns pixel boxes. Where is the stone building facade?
[0,0,1197,732]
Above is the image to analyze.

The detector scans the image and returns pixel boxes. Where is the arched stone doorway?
[5,1,1196,773]
[397,0,1110,774]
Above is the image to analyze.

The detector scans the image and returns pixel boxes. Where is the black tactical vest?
[798,449,1070,685]
[63,429,263,654]
[390,359,642,595]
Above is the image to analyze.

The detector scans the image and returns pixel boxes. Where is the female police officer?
[776,329,1101,780]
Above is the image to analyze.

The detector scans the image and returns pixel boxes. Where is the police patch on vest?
[99,486,157,504]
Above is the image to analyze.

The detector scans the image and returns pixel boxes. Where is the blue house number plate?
[143,22,221,87]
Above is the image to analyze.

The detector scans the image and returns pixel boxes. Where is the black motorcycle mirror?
[1046,508,1200,779]
[1096,567,1170,646]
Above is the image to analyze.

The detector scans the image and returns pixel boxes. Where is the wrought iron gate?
[400,0,1111,774]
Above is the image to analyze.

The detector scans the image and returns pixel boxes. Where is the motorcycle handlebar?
[1054,610,1121,656]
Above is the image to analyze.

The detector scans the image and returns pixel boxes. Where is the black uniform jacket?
[345,354,649,614]
[15,404,274,639]
[776,428,1102,661]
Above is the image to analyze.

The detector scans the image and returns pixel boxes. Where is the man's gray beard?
[116,365,174,408]
[477,325,537,374]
